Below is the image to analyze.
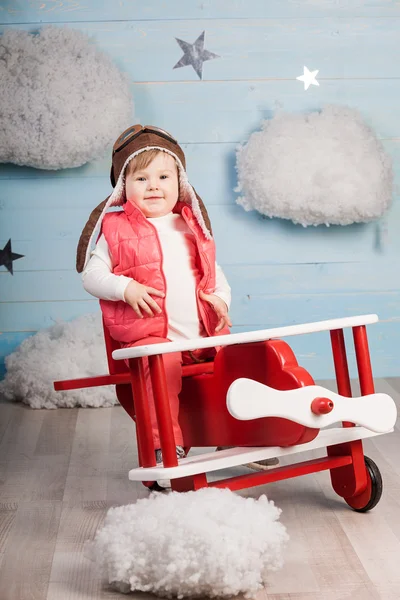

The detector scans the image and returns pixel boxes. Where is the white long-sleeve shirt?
[82,212,231,342]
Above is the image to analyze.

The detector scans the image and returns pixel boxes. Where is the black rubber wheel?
[144,481,170,492]
[149,482,167,492]
[345,456,383,513]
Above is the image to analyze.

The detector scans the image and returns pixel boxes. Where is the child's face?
[125,152,179,218]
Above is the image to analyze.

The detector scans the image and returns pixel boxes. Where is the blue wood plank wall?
[0,1,399,380]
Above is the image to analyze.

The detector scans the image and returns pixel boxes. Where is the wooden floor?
[0,378,400,600]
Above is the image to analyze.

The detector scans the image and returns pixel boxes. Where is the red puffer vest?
[100,200,229,343]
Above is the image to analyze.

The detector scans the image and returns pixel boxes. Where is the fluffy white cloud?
[235,105,393,226]
[0,313,116,408]
[0,26,133,169]
[88,487,288,598]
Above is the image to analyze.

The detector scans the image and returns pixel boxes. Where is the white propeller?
[227,379,397,434]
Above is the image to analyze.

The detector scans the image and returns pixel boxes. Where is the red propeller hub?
[311,397,334,415]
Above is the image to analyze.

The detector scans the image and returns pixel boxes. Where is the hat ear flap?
[76,198,109,273]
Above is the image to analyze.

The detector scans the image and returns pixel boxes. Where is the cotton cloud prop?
[0,26,133,170]
[87,488,288,598]
[0,313,117,408]
[235,105,393,226]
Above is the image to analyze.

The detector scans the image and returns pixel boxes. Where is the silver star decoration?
[174,31,220,80]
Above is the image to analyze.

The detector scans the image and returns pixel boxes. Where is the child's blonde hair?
[126,149,178,177]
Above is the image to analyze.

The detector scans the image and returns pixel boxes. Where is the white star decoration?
[296,66,320,91]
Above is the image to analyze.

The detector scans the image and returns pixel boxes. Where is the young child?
[76,124,277,473]
[76,125,232,465]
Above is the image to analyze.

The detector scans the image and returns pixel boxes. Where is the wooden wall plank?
[1,1,400,25]
[1,261,400,302]
[0,292,398,331]
[2,19,400,82]
[1,201,398,267]
[1,139,399,182]
[1,320,398,380]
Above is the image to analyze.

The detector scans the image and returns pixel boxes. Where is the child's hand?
[124,280,165,318]
[199,290,232,333]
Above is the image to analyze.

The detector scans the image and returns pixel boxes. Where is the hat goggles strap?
[113,125,177,155]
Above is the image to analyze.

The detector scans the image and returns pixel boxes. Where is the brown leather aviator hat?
[76,125,213,273]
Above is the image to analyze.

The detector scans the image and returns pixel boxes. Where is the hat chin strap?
[83,146,212,272]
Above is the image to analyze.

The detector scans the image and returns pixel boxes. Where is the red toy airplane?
[54,314,396,512]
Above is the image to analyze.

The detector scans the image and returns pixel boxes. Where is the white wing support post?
[227,380,397,434]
